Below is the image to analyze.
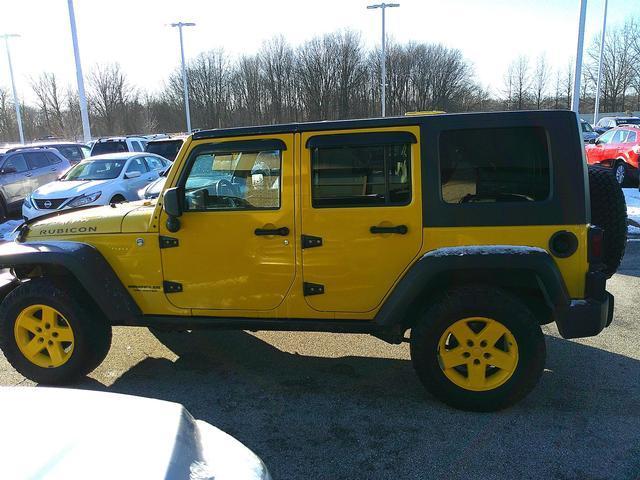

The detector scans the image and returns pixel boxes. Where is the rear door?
[24,151,59,191]
[299,127,423,313]
[0,154,31,205]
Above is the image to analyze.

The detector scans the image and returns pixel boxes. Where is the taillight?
[588,226,604,263]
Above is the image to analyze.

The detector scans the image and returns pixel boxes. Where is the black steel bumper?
[554,271,614,339]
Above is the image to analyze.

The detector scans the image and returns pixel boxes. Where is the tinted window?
[440,127,550,204]
[46,152,62,164]
[91,141,128,155]
[183,149,281,211]
[311,144,411,208]
[3,154,28,173]
[56,145,83,162]
[26,152,51,169]
[627,131,637,143]
[126,157,148,174]
[131,141,143,152]
[145,140,183,161]
[581,122,593,133]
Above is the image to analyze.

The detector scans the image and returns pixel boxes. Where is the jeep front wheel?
[0,278,112,384]
[410,285,546,411]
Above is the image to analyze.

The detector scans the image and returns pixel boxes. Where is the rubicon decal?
[38,226,98,235]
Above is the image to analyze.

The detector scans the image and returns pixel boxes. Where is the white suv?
[90,136,148,156]
[22,153,169,220]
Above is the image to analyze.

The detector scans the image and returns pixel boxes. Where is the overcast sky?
[0,0,633,104]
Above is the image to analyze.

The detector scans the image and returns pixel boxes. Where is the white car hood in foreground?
[33,179,113,198]
[0,387,270,480]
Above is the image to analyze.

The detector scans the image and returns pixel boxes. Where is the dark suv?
[0,147,71,219]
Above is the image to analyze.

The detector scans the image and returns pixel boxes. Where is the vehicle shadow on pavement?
[73,329,640,480]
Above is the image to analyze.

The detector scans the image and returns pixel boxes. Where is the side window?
[440,127,550,204]
[46,152,62,164]
[81,145,91,158]
[627,131,637,143]
[183,149,281,211]
[145,156,164,170]
[612,130,627,143]
[131,141,143,152]
[25,152,51,169]
[311,144,411,207]
[126,158,148,175]
[3,154,28,173]
[598,130,615,144]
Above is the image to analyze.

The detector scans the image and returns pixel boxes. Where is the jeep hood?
[25,200,157,239]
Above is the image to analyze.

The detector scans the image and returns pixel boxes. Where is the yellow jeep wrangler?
[0,111,627,411]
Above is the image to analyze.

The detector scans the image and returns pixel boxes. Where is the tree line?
[1,23,640,143]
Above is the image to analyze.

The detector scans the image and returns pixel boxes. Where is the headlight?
[67,191,102,208]
[23,195,33,209]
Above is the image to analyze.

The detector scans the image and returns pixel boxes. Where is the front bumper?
[554,271,614,339]
[22,203,56,221]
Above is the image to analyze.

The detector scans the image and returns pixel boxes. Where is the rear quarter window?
[440,126,550,204]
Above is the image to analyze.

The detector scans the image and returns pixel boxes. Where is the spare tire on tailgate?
[588,166,627,277]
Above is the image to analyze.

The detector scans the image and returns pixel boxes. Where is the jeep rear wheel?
[410,285,545,412]
[588,166,627,277]
[0,278,112,384]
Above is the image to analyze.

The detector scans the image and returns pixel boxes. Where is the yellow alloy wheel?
[14,304,75,368]
[437,317,519,392]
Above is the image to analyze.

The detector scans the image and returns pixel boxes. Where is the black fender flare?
[374,245,570,328]
[0,240,141,325]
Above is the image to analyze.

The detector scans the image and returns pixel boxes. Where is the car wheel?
[410,285,546,412]
[110,195,126,204]
[0,278,112,384]
[588,167,628,277]
[613,161,627,186]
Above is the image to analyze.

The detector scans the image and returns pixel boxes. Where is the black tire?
[110,195,126,204]
[0,278,112,384]
[410,285,546,412]
[588,166,627,277]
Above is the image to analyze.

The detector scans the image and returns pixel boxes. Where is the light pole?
[367,3,399,117]
[594,0,608,125]
[67,0,91,143]
[571,0,588,114]
[170,22,195,133]
[1,34,24,144]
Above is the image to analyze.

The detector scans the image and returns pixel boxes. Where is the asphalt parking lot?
[0,243,639,479]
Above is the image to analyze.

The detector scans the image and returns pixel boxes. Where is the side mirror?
[125,170,142,179]
[163,187,182,218]
[1,166,17,174]
[589,138,597,144]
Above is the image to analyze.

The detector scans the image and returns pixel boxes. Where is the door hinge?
[159,236,179,249]
[163,281,183,293]
[303,282,325,296]
[301,234,323,249]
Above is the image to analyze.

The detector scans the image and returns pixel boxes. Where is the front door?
[159,135,295,311]
[0,154,31,205]
[300,128,423,313]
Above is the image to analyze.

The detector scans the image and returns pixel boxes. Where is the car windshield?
[91,141,127,155]
[582,122,594,132]
[145,140,182,161]
[62,159,126,181]
[616,118,640,125]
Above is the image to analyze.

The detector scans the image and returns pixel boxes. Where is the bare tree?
[532,55,549,109]
[88,63,134,135]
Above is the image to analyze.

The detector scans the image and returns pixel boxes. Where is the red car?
[585,125,640,185]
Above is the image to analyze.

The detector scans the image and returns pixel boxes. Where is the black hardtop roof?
[192,110,578,141]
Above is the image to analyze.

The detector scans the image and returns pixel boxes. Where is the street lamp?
[367,3,400,117]
[1,34,24,144]
[594,0,608,125]
[571,0,588,114]
[67,0,92,143]
[170,22,196,133]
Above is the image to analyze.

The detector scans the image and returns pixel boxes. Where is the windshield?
[616,118,640,125]
[145,140,182,161]
[63,159,126,181]
[91,141,127,155]
[582,122,594,132]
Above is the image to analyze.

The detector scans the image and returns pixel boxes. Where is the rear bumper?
[554,271,613,339]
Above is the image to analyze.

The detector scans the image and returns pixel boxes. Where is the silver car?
[0,147,71,219]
